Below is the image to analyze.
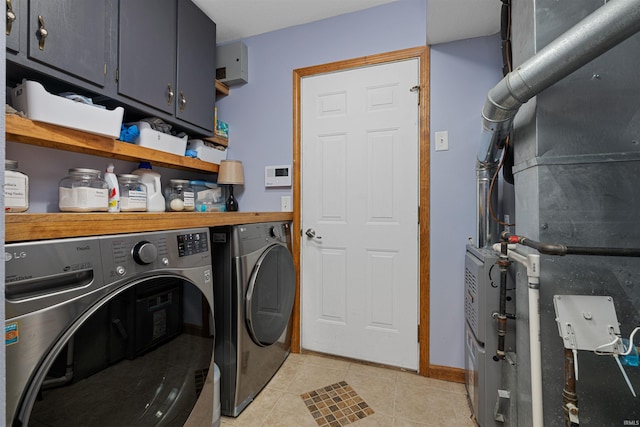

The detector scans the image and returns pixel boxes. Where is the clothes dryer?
[5,229,219,427]
[210,222,296,416]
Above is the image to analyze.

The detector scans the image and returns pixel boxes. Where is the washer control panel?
[177,231,209,257]
[100,228,211,279]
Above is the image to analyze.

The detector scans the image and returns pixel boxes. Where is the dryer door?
[245,244,296,346]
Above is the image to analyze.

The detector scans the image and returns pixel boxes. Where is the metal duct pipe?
[476,0,640,248]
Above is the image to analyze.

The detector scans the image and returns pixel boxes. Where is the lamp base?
[226,185,239,212]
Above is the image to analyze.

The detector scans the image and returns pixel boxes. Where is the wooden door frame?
[291,46,431,377]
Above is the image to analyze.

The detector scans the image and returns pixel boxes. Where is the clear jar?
[59,168,109,212]
[118,174,148,212]
[5,160,29,212]
[168,179,195,211]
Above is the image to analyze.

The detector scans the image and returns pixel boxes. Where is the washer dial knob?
[132,241,158,265]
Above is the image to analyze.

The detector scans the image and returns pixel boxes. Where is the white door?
[301,59,420,369]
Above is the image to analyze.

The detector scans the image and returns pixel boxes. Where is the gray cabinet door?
[6,0,21,53]
[28,0,107,87]
[118,0,176,115]
[176,0,216,131]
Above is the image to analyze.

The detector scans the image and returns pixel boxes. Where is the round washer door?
[245,244,296,346]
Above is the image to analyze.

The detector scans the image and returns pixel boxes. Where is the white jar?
[59,168,109,212]
[118,174,147,212]
[4,160,29,212]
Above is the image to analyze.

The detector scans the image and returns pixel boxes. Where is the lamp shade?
[217,160,244,185]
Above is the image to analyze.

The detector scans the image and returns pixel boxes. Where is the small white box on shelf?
[128,121,188,156]
[186,139,228,164]
[11,80,124,138]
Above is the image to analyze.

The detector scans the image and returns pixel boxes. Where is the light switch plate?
[281,196,291,212]
[435,131,449,151]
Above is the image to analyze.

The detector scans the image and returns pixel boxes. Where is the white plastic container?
[11,80,124,138]
[128,121,188,156]
[105,164,120,213]
[186,139,228,164]
[130,162,165,212]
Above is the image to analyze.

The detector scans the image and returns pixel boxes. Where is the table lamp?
[217,160,244,212]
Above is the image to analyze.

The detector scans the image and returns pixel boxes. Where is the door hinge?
[418,205,420,224]
[115,68,119,82]
[104,64,107,77]
[417,324,420,342]
[410,85,420,105]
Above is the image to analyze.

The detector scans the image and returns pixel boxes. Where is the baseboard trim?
[297,349,466,385]
[429,364,465,384]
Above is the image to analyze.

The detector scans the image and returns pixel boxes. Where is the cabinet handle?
[6,0,16,36]
[167,83,174,106]
[179,91,186,112]
[37,15,48,50]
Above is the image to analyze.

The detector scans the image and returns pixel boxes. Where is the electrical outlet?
[435,131,449,151]
[281,196,291,212]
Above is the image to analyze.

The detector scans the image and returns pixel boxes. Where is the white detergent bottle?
[105,163,120,212]
[131,162,165,212]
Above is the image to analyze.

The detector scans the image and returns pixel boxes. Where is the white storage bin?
[129,121,188,156]
[11,80,124,139]
[186,139,228,164]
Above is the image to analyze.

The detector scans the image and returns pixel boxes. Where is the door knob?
[305,228,322,240]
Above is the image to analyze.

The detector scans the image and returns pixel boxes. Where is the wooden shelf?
[203,134,228,147]
[6,212,294,242]
[215,80,229,98]
[211,80,230,147]
[6,114,219,173]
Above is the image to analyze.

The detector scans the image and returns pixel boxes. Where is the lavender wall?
[429,35,503,367]
[218,1,502,369]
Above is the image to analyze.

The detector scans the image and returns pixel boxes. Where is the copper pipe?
[562,348,579,427]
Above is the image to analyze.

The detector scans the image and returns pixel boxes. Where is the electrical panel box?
[216,42,248,86]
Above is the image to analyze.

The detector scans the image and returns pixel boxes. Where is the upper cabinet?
[175,0,216,130]
[118,0,177,115]
[6,0,20,53]
[28,0,108,87]
[6,0,110,88]
[6,0,217,137]
[118,0,216,132]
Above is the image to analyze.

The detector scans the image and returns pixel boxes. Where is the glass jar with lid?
[118,174,148,212]
[5,160,29,212]
[168,179,195,211]
[59,168,109,212]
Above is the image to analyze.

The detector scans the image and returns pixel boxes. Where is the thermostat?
[265,165,292,187]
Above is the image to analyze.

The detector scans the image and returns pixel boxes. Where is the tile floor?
[219,353,476,427]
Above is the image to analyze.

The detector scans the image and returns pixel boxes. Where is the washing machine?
[5,228,220,427]
[210,221,296,416]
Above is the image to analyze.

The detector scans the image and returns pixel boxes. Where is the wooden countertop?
[5,212,294,242]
